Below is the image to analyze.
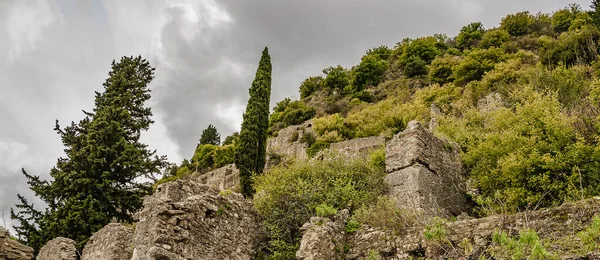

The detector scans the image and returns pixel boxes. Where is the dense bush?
[500,11,533,37]
[453,47,507,85]
[322,65,350,91]
[429,54,461,84]
[351,53,389,92]
[456,22,485,49]
[353,196,419,235]
[480,29,511,48]
[299,76,323,99]
[253,155,387,257]
[269,98,316,134]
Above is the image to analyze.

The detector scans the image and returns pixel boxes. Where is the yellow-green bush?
[253,155,387,257]
[353,196,419,235]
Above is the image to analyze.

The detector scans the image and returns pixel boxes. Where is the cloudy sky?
[0,0,588,230]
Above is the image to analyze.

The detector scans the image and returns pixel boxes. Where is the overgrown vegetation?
[253,155,387,257]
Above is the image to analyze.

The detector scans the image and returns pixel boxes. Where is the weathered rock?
[298,198,600,259]
[296,210,349,260]
[0,227,33,260]
[131,178,263,260]
[81,223,133,260]
[329,136,385,158]
[266,120,313,161]
[385,120,468,218]
[36,237,77,260]
[477,92,503,113]
[429,103,442,131]
[195,164,239,191]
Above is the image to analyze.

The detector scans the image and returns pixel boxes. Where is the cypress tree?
[199,124,221,146]
[235,47,272,197]
[11,56,167,252]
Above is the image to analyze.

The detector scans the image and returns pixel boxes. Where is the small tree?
[199,124,220,146]
[456,22,485,49]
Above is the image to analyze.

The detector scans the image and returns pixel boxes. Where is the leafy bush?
[269,99,316,134]
[192,144,217,170]
[312,113,351,140]
[552,8,576,34]
[489,229,553,259]
[577,216,600,252]
[456,22,485,49]
[213,145,235,168]
[253,156,387,257]
[368,147,386,171]
[480,29,511,48]
[453,47,507,85]
[299,76,324,99]
[322,65,350,91]
[315,204,337,218]
[299,131,316,147]
[429,54,461,84]
[354,196,418,235]
[352,52,389,92]
[403,55,428,77]
[397,37,442,65]
[307,141,330,158]
[501,11,533,36]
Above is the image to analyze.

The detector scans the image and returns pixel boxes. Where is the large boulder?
[81,223,133,260]
[296,210,349,260]
[0,227,33,260]
[385,120,468,218]
[131,178,263,260]
[36,237,76,260]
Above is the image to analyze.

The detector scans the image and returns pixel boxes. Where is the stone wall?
[296,198,600,259]
[130,178,263,260]
[195,164,239,191]
[329,136,385,158]
[266,120,313,161]
[0,227,33,260]
[385,120,468,218]
[36,237,76,260]
[81,223,133,260]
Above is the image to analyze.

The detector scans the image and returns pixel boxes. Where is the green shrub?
[480,29,510,48]
[315,204,337,218]
[453,47,507,85]
[403,55,428,77]
[299,131,316,147]
[456,22,485,49]
[213,144,235,168]
[354,196,418,235]
[368,147,386,171]
[322,65,350,91]
[269,99,316,134]
[299,76,324,99]
[307,142,330,158]
[312,113,351,140]
[345,219,361,234]
[253,156,386,257]
[577,216,600,251]
[192,144,217,170]
[552,8,576,34]
[500,11,533,36]
[429,54,461,85]
[352,52,389,92]
[489,228,554,260]
[288,131,299,143]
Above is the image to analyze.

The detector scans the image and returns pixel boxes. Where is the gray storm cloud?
[0,0,589,232]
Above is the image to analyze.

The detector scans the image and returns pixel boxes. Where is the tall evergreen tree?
[235,47,272,197]
[10,56,167,252]
[199,124,221,146]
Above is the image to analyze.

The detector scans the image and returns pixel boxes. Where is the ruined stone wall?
[266,120,313,161]
[0,228,33,260]
[296,198,600,259]
[385,120,468,218]
[329,136,385,158]
[195,164,239,191]
[130,178,263,260]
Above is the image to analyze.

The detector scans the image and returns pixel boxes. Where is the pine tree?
[199,124,221,146]
[11,56,167,252]
[235,47,272,197]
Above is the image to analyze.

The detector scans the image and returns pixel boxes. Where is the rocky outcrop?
[477,92,503,113]
[81,223,133,260]
[36,237,76,260]
[195,164,239,191]
[297,197,600,259]
[329,136,385,158]
[0,227,33,260]
[385,120,468,218]
[130,178,263,260]
[296,210,349,260]
[266,120,313,161]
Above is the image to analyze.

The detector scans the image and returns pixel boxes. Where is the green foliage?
[424,217,448,242]
[312,113,351,140]
[11,56,167,252]
[437,89,600,212]
[403,55,428,78]
[552,8,576,34]
[322,65,350,91]
[480,29,511,48]
[453,47,507,85]
[366,45,392,60]
[456,22,485,49]
[299,76,324,99]
[307,142,330,158]
[345,219,361,234]
[315,204,337,218]
[577,215,600,251]
[199,124,220,146]
[235,47,272,197]
[192,144,217,170]
[269,99,316,134]
[299,131,316,147]
[213,145,235,168]
[354,196,417,235]
[429,55,461,84]
[501,11,533,36]
[222,131,239,146]
[368,147,386,171]
[489,229,554,260]
[352,53,389,92]
[540,25,600,67]
[253,156,386,257]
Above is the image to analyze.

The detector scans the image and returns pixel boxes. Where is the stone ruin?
[266,120,314,161]
[195,164,239,191]
[0,227,33,260]
[385,120,468,218]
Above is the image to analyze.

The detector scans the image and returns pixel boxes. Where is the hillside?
[5,2,600,260]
